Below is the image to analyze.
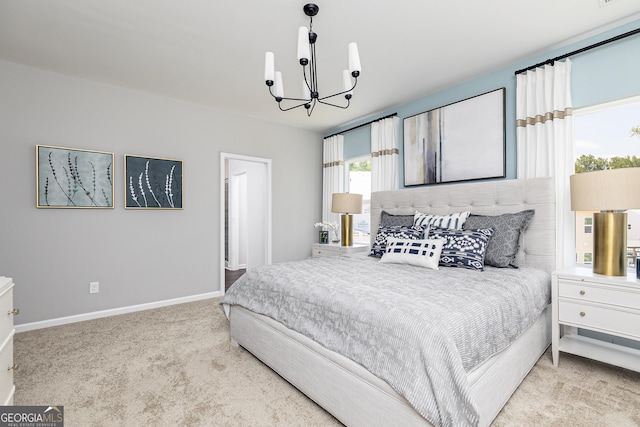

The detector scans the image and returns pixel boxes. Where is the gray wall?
[0,60,322,325]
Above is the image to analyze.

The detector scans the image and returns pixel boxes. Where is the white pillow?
[414,210,470,230]
[379,238,444,270]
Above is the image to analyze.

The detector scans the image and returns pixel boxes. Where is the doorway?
[220,153,272,294]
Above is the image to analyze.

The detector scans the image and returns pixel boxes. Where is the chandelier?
[263,3,361,117]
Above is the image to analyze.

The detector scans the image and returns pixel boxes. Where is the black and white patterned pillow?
[463,210,534,268]
[369,225,425,258]
[414,210,470,230]
[379,238,444,269]
[428,227,495,271]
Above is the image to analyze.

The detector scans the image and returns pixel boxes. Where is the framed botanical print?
[36,145,114,208]
[124,154,183,209]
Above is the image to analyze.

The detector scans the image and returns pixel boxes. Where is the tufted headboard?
[370,177,556,274]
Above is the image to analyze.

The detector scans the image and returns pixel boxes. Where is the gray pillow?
[380,210,414,227]
[462,210,535,268]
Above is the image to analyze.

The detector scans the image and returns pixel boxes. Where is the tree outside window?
[574,97,640,266]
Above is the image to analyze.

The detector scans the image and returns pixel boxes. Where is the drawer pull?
[579,290,585,296]
[580,311,586,317]
[8,308,19,316]
[7,364,18,371]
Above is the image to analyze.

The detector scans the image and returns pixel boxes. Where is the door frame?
[220,152,272,295]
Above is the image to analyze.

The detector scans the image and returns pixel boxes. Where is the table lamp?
[570,167,640,276]
[331,193,363,246]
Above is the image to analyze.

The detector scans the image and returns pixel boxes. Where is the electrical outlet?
[89,282,99,294]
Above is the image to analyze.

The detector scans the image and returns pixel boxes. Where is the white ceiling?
[1,1,639,133]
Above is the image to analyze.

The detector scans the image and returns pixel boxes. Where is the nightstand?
[552,266,640,373]
[311,243,369,258]
[0,276,17,404]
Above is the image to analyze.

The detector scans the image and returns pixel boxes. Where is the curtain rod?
[324,112,398,139]
[514,27,640,75]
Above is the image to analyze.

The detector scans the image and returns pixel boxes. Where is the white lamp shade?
[331,193,362,214]
[570,167,640,211]
[297,26,310,62]
[348,42,361,74]
[264,52,275,82]
[302,80,311,100]
[274,71,284,98]
[342,70,352,94]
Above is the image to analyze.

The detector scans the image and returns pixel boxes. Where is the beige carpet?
[14,298,640,426]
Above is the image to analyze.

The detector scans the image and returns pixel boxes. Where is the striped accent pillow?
[414,210,470,230]
[379,238,444,270]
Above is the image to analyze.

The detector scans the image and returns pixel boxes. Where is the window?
[573,95,640,266]
[345,156,371,245]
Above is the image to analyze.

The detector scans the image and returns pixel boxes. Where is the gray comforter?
[220,254,550,427]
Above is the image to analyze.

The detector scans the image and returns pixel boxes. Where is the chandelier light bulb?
[348,43,361,75]
[342,70,352,96]
[302,80,311,101]
[264,52,275,83]
[297,27,310,64]
[274,72,284,99]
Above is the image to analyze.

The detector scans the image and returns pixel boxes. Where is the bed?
[220,177,556,427]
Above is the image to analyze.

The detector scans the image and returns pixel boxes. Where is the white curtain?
[322,135,344,225]
[371,116,400,192]
[516,59,574,269]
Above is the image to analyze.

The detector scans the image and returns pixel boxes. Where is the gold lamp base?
[341,214,353,246]
[593,212,627,276]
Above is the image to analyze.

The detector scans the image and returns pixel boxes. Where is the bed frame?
[228,177,556,427]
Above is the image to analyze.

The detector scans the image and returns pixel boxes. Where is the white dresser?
[0,276,18,405]
[552,267,640,373]
[311,243,369,258]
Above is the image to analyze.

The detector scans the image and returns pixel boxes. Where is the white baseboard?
[15,291,221,333]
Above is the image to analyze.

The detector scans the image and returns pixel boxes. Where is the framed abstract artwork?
[36,145,114,208]
[124,154,183,209]
[403,88,506,186]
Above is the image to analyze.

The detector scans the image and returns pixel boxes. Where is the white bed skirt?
[229,305,551,427]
